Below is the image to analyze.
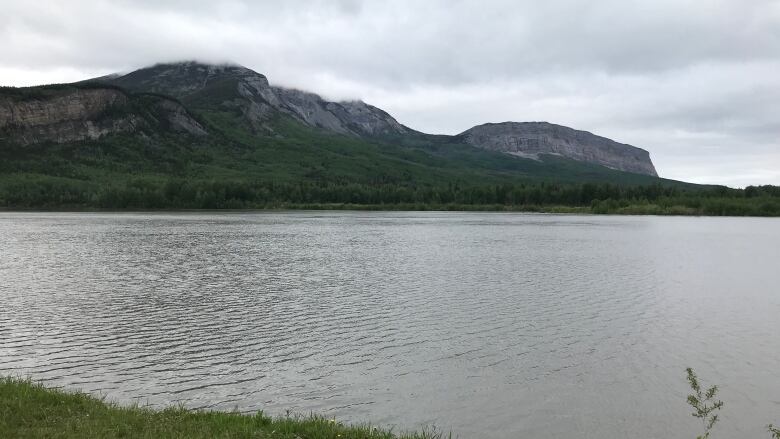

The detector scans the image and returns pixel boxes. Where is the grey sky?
[2,0,778,186]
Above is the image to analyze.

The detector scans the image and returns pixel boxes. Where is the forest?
[2,174,778,216]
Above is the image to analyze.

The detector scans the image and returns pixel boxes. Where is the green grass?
[0,377,447,439]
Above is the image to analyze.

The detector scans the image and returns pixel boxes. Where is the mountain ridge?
[2,60,659,182]
[87,61,658,176]
[94,61,416,139]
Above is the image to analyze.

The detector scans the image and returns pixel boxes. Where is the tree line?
[1,176,779,216]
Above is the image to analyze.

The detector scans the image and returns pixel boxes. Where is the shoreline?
[0,203,778,217]
[0,377,446,439]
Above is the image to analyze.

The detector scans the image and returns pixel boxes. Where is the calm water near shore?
[1,212,779,438]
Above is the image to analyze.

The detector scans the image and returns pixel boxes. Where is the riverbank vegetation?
[0,377,445,439]
[4,373,779,437]
[1,174,779,215]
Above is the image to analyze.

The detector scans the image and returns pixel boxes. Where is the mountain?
[1,61,659,177]
[93,61,657,176]
[0,61,706,210]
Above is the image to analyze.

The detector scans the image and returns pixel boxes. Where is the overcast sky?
[2,0,778,187]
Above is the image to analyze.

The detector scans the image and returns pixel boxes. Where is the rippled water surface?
[1,212,779,438]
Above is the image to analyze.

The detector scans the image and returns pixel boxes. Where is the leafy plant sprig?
[685,367,724,439]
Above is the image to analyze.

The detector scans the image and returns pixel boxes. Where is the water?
[1,212,778,438]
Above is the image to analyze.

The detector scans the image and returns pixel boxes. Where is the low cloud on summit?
[2,0,779,186]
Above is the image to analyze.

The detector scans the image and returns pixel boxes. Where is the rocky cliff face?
[104,62,412,137]
[0,86,205,146]
[0,88,135,145]
[460,122,658,176]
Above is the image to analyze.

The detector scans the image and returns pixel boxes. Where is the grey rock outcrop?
[250,85,410,136]
[108,62,267,98]
[460,122,658,176]
[0,87,205,146]
[154,98,207,136]
[0,88,135,145]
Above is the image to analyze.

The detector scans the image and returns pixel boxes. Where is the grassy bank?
[0,377,446,439]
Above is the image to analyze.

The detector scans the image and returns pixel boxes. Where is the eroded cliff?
[460,122,658,176]
[0,86,205,146]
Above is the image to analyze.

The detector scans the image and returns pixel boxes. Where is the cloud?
[1,0,778,186]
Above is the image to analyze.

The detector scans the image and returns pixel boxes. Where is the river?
[1,212,778,438]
